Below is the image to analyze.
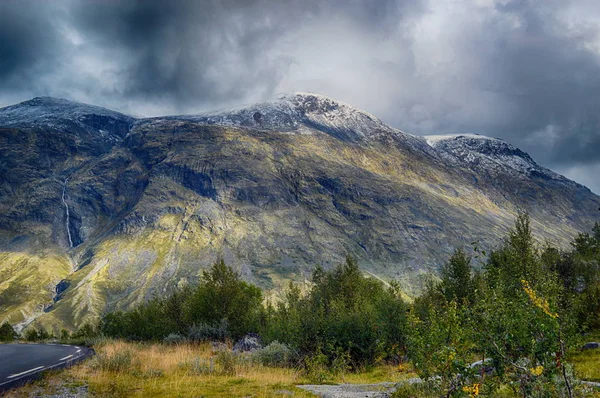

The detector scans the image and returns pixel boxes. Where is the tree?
[440,248,475,305]
[472,214,575,397]
[185,259,264,340]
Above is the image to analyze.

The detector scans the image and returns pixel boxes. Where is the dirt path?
[297,379,423,398]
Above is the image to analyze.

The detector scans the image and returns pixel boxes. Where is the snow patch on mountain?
[427,132,570,183]
[0,97,134,140]
[425,133,500,147]
[160,92,416,144]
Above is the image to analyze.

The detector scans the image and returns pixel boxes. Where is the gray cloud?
[0,0,599,193]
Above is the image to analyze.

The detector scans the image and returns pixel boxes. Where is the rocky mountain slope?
[0,93,598,331]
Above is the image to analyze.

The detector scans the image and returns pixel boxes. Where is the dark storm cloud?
[62,0,423,113]
[0,0,599,192]
[0,2,65,92]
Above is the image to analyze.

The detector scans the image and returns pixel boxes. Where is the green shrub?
[187,321,228,343]
[24,327,51,341]
[59,328,71,341]
[304,347,330,383]
[253,341,297,367]
[163,333,187,345]
[93,348,138,372]
[184,259,264,340]
[179,357,214,375]
[215,349,238,376]
[0,322,16,342]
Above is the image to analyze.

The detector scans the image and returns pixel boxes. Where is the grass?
[570,331,600,383]
[4,340,417,397]
[5,337,599,397]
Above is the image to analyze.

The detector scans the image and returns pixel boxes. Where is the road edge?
[0,345,95,394]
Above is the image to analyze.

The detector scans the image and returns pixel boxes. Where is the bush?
[179,357,214,375]
[253,341,297,367]
[188,321,228,343]
[0,322,16,342]
[304,347,331,383]
[215,349,238,376]
[24,327,51,342]
[73,323,98,339]
[163,333,187,345]
[93,348,138,372]
[59,328,71,341]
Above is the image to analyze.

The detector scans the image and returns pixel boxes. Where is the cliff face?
[0,94,598,331]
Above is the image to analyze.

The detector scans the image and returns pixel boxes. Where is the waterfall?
[61,177,73,248]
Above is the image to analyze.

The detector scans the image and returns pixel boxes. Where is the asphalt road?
[0,343,93,393]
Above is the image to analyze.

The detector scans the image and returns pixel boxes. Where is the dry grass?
[4,340,416,397]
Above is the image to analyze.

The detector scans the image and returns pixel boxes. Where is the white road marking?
[7,366,45,379]
[59,355,73,361]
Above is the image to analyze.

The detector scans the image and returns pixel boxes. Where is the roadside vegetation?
[2,214,600,397]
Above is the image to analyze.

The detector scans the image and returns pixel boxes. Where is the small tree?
[0,322,16,342]
[440,248,475,305]
[408,300,476,397]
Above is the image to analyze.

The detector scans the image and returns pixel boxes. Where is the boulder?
[469,358,495,375]
[233,333,262,352]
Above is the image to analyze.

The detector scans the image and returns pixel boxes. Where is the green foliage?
[0,322,16,342]
[92,348,138,372]
[252,341,297,367]
[187,321,228,342]
[440,248,475,305]
[59,328,71,341]
[262,256,409,368]
[24,326,51,342]
[408,300,476,395]
[215,349,238,376]
[409,213,585,397]
[100,259,264,341]
[304,346,331,383]
[92,215,600,395]
[73,323,98,339]
[185,259,263,340]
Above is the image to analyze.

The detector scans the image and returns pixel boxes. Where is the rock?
[583,342,600,350]
[233,333,262,352]
[469,358,495,375]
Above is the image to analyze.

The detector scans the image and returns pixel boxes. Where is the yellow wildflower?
[521,280,559,319]
[530,365,544,376]
[462,383,480,397]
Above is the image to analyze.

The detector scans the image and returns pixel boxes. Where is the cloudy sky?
[1,0,600,193]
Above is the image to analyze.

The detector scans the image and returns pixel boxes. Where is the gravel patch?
[297,382,399,398]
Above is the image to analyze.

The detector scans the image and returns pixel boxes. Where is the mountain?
[0,93,598,332]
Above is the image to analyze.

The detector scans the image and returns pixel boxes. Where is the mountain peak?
[20,96,77,106]
[0,96,134,140]
[162,91,410,143]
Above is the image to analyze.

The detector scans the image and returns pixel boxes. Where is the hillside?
[0,93,598,331]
